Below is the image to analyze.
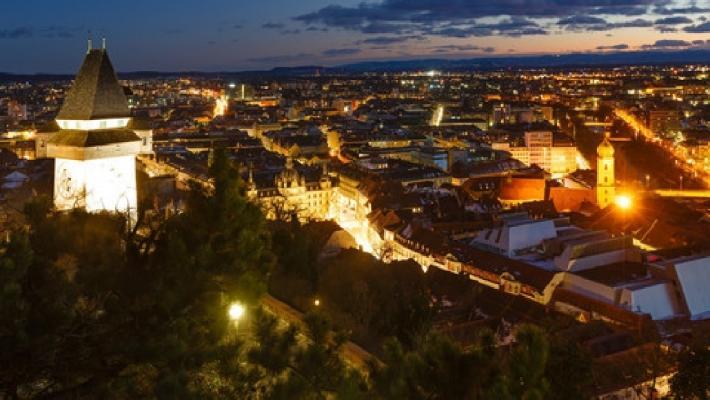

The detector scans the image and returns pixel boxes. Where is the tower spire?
[102,37,106,50]
[87,31,93,53]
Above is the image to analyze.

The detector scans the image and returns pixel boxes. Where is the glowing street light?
[228,302,245,322]
[615,194,632,211]
[314,298,321,307]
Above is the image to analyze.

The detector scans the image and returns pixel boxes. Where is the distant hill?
[0,49,707,82]
[335,49,710,72]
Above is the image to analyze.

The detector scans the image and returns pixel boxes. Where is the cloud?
[358,35,422,45]
[683,21,710,32]
[559,17,652,31]
[322,48,361,57]
[0,26,78,39]
[596,43,629,50]
[590,5,649,15]
[280,29,301,35]
[653,5,710,15]
[640,39,691,49]
[654,16,693,25]
[262,22,285,29]
[430,44,495,53]
[295,0,665,37]
[430,17,547,37]
[558,15,607,25]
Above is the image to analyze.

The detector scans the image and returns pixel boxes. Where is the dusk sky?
[1,0,708,73]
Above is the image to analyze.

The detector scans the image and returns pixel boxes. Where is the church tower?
[596,132,615,209]
[47,41,141,223]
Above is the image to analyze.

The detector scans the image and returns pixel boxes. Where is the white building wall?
[620,283,680,320]
[674,257,710,320]
[54,156,137,222]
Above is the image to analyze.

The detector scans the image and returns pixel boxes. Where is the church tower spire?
[596,132,615,209]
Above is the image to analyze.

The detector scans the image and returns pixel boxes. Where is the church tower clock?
[47,40,142,223]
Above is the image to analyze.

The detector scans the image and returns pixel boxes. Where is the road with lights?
[614,108,710,188]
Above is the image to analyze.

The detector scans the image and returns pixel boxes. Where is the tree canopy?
[0,150,273,398]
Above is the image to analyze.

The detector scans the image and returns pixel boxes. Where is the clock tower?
[48,41,142,223]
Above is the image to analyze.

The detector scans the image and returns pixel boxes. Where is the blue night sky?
[0,0,708,73]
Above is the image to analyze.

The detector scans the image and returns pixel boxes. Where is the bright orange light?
[615,194,632,210]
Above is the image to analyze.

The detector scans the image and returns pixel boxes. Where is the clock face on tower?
[57,167,74,200]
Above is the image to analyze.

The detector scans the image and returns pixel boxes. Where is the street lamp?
[228,302,245,322]
[314,298,321,307]
[614,194,632,211]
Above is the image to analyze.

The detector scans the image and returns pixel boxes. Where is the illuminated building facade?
[246,158,334,221]
[495,131,577,178]
[47,42,144,223]
[596,133,615,209]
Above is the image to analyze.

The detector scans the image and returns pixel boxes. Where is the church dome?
[276,157,302,188]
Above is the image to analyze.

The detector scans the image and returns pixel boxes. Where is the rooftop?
[56,49,130,121]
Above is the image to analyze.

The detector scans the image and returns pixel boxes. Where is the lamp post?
[615,194,632,266]
[228,302,245,337]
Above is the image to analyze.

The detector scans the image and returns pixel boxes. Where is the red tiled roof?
[550,187,596,212]
[499,177,545,200]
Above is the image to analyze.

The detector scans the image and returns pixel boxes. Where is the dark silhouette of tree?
[0,149,273,398]
[370,326,550,400]
[319,249,433,347]
[247,310,366,399]
[545,332,594,400]
[671,340,710,400]
[501,324,550,400]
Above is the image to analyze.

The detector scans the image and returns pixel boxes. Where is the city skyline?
[0,0,708,73]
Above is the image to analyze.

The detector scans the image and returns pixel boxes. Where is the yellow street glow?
[615,194,632,210]
[228,302,245,321]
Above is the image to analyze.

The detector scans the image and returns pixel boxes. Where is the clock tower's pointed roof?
[56,47,130,120]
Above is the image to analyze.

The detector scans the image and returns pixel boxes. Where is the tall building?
[494,131,577,178]
[47,42,142,223]
[596,133,615,209]
[648,109,680,138]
